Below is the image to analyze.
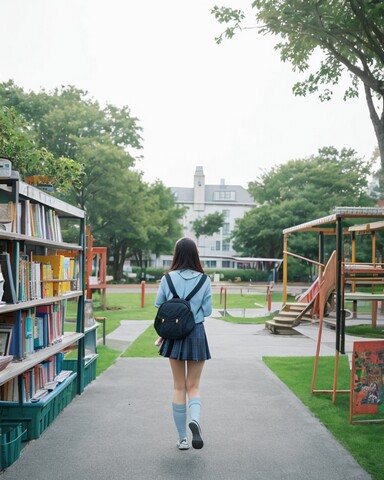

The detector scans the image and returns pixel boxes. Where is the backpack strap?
[185,274,207,302]
[164,273,179,299]
[164,272,207,301]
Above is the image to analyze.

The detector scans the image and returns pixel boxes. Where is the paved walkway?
[1,314,372,480]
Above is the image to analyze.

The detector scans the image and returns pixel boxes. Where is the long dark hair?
[168,237,204,273]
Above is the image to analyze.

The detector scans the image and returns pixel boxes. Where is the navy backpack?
[154,273,207,340]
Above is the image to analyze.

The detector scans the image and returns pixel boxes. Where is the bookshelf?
[0,172,91,445]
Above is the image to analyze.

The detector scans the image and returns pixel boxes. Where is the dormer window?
[213,191,236,201]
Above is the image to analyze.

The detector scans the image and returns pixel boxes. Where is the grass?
[218,311,276,324]
[121,325,159,358]
[64,344,122,376]
[264,356,384,480]
[95,345,122,376]
[345,325,384,338]
[65,293,158,334]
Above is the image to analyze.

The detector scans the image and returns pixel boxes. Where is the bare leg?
[169,359,189,446]
[169,359,187,403]
[186,361,205,399]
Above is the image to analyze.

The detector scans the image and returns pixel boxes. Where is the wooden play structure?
[268,207,384,419]
[86,226,107,310]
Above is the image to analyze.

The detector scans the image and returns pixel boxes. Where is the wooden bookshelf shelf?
[0,231,82,249]
[0,291,83,314]
[18,181,85,219]
[0,332,83,387]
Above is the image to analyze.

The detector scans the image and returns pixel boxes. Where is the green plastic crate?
[0,373,77,441]
[0,423,24,470]
[64,354,98,388]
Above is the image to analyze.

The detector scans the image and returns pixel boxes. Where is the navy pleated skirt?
[159,322,211,361]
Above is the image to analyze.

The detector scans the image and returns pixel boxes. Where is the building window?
[215,241,220,251]
[213,191,236,201]
[222,239,230,251]
[222,223,230,235]
[222,261,231,268]
[163,260,172,268]
[222,209,230,219]
[204,260,217,268]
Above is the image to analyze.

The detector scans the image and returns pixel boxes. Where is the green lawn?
[345,324,384,338]
[264,356,384,480]
[121,325,159,358]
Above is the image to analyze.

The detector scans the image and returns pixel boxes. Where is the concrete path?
[0,316,371,480]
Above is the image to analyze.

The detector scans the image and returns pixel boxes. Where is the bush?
[205,269,269,283]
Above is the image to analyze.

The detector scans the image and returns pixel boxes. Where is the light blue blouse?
[155,269,212,323]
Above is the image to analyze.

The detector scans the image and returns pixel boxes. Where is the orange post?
[141,281,145,308]
[220,287,227,316]
[267,285,273,312]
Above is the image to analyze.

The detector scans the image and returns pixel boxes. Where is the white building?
[156,166,256,269]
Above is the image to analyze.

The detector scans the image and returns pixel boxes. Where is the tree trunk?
[364,84,384,172]
[112,240,128,281]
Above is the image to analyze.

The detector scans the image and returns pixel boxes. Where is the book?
[0,202,13,232]
[30,389,48,402]
[41,263,54,298]
[54,370,72,383]
[0,253,16,304]
[24,312,34,355]
[0,323,13,356]
[33,255,66,296]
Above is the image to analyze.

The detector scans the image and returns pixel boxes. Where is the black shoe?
[189,420,204,449]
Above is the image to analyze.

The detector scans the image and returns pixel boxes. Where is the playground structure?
[267,207,384,337]
[266,207,384,419]
[86,226,107,310]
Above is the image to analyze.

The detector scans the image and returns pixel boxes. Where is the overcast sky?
[0,0,378,188]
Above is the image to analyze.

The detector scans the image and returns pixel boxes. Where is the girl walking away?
[155,237,212,450]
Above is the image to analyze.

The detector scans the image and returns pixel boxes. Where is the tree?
[212,1,384,168]
[232,147,374,260]
[121,180,185,278]
[145,181,185,258]
[0,81,182,280]
[0,106,83,190]
[0,82,142,202]
[191,211,225,242]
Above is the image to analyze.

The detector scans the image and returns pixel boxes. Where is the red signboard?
[350,340,384,423]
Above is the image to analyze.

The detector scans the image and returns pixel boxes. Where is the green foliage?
[249,146,372,206]
[232,147,374,261]
[212,2,384,99]
[211,6,245,43]
[0,105,83,190]
[207,268,269,282]
[212,2,384,167]
[191,211,225,239]
[143,181,185,258]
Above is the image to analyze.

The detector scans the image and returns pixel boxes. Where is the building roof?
[282,207,384,234]
[171,184,255,205]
